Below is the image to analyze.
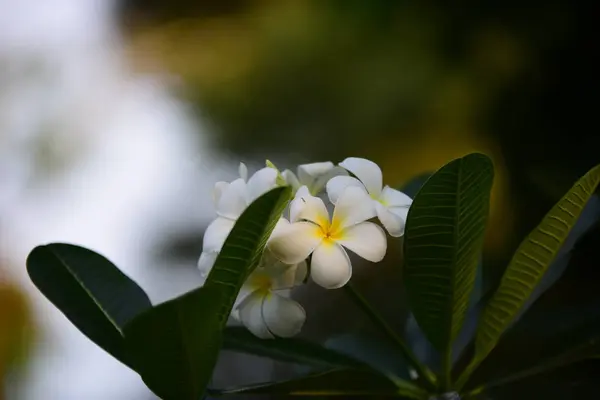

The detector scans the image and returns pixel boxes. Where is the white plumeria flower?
[282,161,347,195]
[198,166,280,273]
[268,185,387,289]
[327,157,412,237]
[233,251,307,339]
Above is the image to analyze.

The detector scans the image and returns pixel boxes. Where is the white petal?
[246,167,278,202]
[297,161,336,191]
[203,217,236,252]
[268,221,323,264]
[332,186,376,231]
[297,161,335,183]
[326,175,364,204]
[271,261,307,289]
[338,222,387,262]
[311,242,352,289]
[282,169,301,190]
[376,203,408,237]
[269,217,291,242]
[310,166,348,195]
[197,251,218,277]
[262,294,306,337]
[238,291,273,339]
[380,186,413,207]
[289,185,311,222]
[291,190,330,227]
[294,260,308,285]
[216,178,248,219]
[212,181,229,206]
[238,162,248,181]
[339,157,383,197]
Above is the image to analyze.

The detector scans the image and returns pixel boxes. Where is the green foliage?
[457,164,600,390]
[210,368,425,398]
[403,153,493,386]
[26,156,600,399]
[26,243,152,368]
[223,327,369,371]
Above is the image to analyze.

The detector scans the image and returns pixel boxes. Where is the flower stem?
[343,282,437,391]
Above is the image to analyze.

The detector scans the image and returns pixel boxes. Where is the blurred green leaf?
[458,164,600,390]
[124,186,291,400]
[26,243,152,369]
[403,153,493,386]
[223,327,369,371]
[210,368,426,398]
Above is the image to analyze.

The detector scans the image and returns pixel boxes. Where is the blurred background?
[1,0,598,398]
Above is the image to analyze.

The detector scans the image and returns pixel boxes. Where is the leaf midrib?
[47,246,123,334]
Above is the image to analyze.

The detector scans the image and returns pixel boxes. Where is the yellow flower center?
[248,271,272,294]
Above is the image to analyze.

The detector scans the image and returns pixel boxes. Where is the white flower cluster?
[198,158,412,339]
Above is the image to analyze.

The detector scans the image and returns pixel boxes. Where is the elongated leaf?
[463,230,600,388]
[403,154,493,370]
[458,164,600,389]
[223,327,368,371]
[26,243,152,368]
[124,186,291,400]
[324,333,411,379]
[210,369,426,398]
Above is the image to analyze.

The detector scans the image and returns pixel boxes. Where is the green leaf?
[403,153,493,385]
[124,186,291,400]
[223,327,369,371]
[458,164,600,390]
[26,243,152,368]
[210,369,427,398]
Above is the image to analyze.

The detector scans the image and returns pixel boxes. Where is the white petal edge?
[332,186,376,230]
[269,217,291,242]
[216,178,248,219]
[310,242,352,289]
[338,221,387,262]
[212,181,229,207]
[198,251,218,277]
[326,175,364,204]
[380,185,413,207]
[268,221,323,264]
[237,291,273,339]
[262,294,306,337]
[293,190,330,227]
[294,260,308,285]
[311,165,348,195]
[246,167,278,202]
[297,161,335,188]
[282,169,301,191]
[270,260,307,289]
[376,202,407,237]
[289,185,310,222]
[339,157,383,197]
[239,162,248,181]
[203,217,236,252]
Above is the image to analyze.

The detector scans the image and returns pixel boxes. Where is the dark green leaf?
[124,186,291,400]
[403,153,493,380]
[223,327,368,371]
[458,164,600,389]
[324,333,411,379]
[210,368,426,398]
[463,230,600,389]
[26,243,152,368]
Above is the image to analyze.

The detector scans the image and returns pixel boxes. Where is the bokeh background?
[1,0,598,398]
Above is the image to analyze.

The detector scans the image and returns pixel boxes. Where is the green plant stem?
[343,282,437,391]
[455,359,479,392]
